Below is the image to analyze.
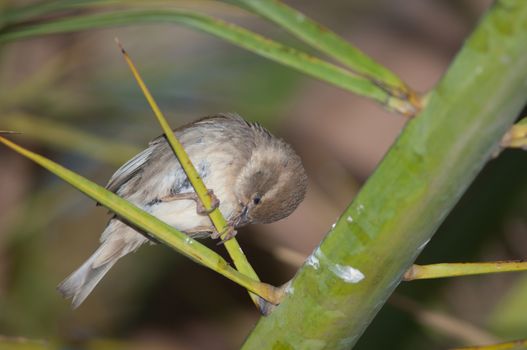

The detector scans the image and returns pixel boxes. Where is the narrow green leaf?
[0,135,280,304]
[0,0,102,27]
[226,0,417,100]
[0,9,414,115]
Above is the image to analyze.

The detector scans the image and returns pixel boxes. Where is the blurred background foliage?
[0,0,526,349]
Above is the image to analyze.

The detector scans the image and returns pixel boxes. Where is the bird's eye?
[253,196,261,205]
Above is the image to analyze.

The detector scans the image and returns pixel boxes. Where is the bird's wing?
[104,115,246,194]
[105,146,154,193]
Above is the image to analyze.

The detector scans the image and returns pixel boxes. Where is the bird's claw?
[196,190,220,215]
[159,190,219,216]
[211,225,237,245]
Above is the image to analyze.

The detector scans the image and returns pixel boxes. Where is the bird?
[58,113,308,308]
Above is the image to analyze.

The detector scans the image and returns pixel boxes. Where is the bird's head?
[232,139,307,227]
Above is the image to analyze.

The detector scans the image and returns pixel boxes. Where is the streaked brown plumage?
[58,113,308,307]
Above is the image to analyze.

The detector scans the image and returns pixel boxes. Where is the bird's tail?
[58,246,117,308]
[58,221,146,308]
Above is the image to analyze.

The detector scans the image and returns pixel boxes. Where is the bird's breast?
[148,199,211,232]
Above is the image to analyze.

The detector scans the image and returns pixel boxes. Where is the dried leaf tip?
[114,37,126,55]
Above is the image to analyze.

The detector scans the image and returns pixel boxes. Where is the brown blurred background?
[1,1,527,349]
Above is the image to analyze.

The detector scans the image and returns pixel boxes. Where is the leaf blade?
[227,0,415,97]
[0,9,414,114]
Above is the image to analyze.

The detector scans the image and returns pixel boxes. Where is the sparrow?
[58,113,308,308]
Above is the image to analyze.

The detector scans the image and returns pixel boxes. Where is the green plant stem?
[404,261,527,281]
[117,41,265,309]
[242,1,527,348]
[226,0,420,108]
[0,9,415,115]
[452,338,527,350]
[272,246,527,282]
[0,135,281,304]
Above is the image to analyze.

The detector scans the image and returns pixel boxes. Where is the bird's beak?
[235,205,251,227]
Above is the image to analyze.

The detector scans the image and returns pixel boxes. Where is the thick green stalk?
[243,1,527,348]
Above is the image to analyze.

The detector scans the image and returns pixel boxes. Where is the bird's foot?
[185,225,215,238]
[160,190,219,215]
[196,190,220,215]
[211,225,237,245]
